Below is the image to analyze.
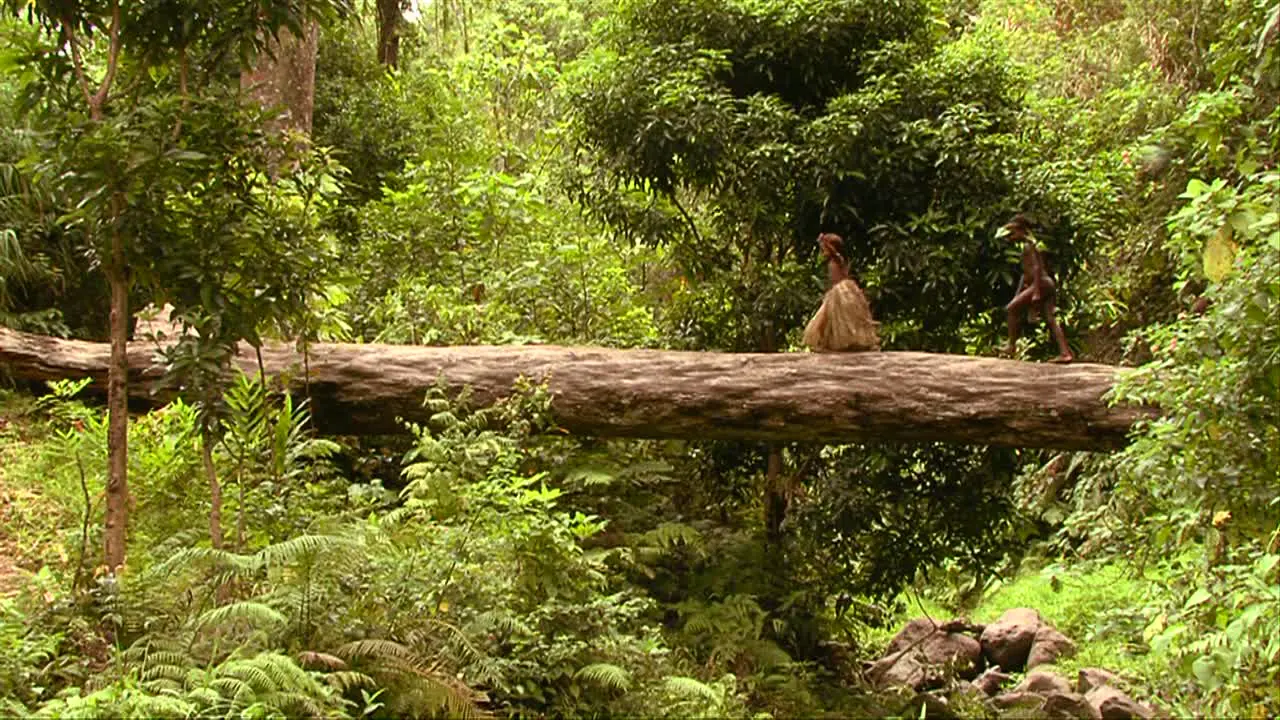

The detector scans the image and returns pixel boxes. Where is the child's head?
[818,232,844,258]
[1004,213,1032,239]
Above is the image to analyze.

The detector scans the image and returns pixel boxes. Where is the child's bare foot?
[1050,353,1074,364]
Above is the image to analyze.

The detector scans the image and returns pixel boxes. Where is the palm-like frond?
[193,601,286,632]
[574,662,632,692]
[663,675,721,703]
[254,533,359,568]
[324,670,375,693]
[335,638,421,666]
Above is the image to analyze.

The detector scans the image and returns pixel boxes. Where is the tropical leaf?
[663,675,720,702]
[574,662,632,691]
[194,601,286,632]
[1204,224,1238,282]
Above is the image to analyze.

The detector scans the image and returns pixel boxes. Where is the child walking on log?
[1002,214,1073,363]
[803,233,880,352]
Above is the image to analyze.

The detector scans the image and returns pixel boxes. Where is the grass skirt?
[803,279,880,352]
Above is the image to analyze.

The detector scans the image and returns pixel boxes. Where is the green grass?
[879,560,1175,689]
[976,561,1169,683]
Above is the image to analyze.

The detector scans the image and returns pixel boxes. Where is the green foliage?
[974,562,1164,676]
[346,164,660,346]
[1151,545,1280,715]
[4,0,1280,716]
[34,650,349,719]
[793,443,1025,601]
[1112,174,1279,536]
[0,598,66,713]
[314,21,423,205]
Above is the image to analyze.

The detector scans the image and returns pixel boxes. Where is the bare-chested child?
[1003,214,1073,363]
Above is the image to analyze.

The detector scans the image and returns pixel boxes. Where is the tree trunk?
[103,227,129,572]
[376,0,401,67]
[241,23,320,134]
[201,430,224,550]
[0,329,1155,451]
[764,447,786,543]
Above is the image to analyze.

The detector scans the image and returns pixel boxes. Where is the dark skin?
[1004,218,1073,363]
[819,233,850,286]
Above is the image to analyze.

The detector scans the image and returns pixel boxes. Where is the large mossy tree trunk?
[0,328,1154,452]
[376,0,402,67]
[241,23,320,134]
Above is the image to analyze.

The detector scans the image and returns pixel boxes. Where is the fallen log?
[0,327,1154,450]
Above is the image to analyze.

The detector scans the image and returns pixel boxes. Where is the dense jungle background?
[0,0,1277,716]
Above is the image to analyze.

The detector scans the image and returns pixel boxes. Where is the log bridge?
[0,327,1154,451]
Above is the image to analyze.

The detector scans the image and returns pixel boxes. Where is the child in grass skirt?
[802,233,880,352]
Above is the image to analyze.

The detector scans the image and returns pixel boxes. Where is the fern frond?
[136,650,190,670]
[183,686,223,707]
[262,690,327,718]
[193,601,286,632]
[209,675,255,701]
[743,638,792,669]
[140,677,184,695]
[663,675,720,702]
[681,611,716,635]
[388,675,484,720]
[642,522,704,553]
[131,693,197,719]
[254,533,357,567]
[408,619,480,664]
[152,545,258,577]
[139,662,187,685]
[297,650,348,670]
[565,463,617,487]
[334,638,421,666]
[218,663,280,695]
[325,670,375,693]
[218,652,323,696]
[575,662,632,692]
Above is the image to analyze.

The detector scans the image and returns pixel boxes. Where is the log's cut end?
[0,327,1155,450]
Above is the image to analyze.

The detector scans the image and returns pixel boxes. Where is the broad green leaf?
[1183,178,1211,198]
[1191,655,1221,689]
[1203,225,1237,282]
[1184,587,1213,608]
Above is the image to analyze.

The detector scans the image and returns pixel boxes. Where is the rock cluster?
[866,608,1158,719]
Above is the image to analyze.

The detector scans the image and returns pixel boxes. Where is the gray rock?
[872,617,984,689]
[1028,623,1078,668]
[980,607,1042,672]
[1016,669,1074,696]
[1077,667,1123,694]
[973,666,1011,696]
[867,649,925,691]
[992,690,1046,711]
[1043,691,1104,720]
[1085,685,1155,720]
[885,618,939,655]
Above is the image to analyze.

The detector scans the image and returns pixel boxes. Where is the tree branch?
[90,0,122,111]
[60,17,96,113]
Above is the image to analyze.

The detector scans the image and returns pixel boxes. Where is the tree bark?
[241,23,320,134]
[103,215,129,572]
[376,0,402,68]
[201,430,224,550]
[0,328,1156,451]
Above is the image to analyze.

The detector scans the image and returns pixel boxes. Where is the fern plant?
[220,375,343,549]
[40,650,350,719]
